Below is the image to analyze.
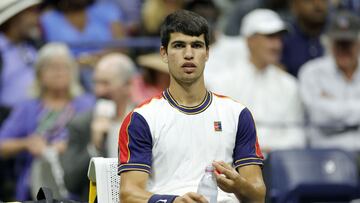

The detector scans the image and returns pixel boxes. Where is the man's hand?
[174,192,208,203]
[212,161,245,194]
[213,161,266,203]
[91,116,112,150]
[26,135,47,157]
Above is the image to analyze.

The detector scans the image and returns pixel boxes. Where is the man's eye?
[173,44,184,48]
[192,43,203,48]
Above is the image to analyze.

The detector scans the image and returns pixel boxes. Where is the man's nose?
[184,45,194,60]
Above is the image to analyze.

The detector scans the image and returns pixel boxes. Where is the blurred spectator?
[0,43,94,201]
[0,0,41,122]
[299,10,360,151]
[281,0,329,77]
[206,9,305,153]
[41,0,125,56]
[131,53,169,104]
[40,0,126,92]
[61,53,135,201]
[0,0,42,201]
[103,0,144,35]
[141,0,184,35]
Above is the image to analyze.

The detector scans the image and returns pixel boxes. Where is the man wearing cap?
[0,0,40,201]
[0,0,40,114]
[299,10,360,150]
[206,9,305,153]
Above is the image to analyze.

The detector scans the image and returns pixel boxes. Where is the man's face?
[160,32,209,85]
[292,0,328,25]
[332,39,360,71]
[248,33,283,66]
[13,6,40,40]
[93,66,129,102]
[39,55,72,92]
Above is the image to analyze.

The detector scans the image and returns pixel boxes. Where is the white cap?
[240,9,286,37]
[0,0,41,25]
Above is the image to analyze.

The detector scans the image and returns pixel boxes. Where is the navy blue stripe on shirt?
[163,89,212,115]
[118,163,151,174]
[118,112,153,175]
[233,108,263,168]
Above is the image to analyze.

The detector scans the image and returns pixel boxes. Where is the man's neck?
[42,91,71,110]
[64,9,87,31]
[168,78,207,107]
[297,19,324,38]
[250,55,267,71]
[339,62,358,81]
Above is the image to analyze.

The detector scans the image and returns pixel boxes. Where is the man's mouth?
[182,62,196,73]
[182,62,196,68]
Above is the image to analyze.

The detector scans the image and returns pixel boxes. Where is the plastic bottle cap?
[205,165,214,172]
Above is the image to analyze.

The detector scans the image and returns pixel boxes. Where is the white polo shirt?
[118,89,263,202]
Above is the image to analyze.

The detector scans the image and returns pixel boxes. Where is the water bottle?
[197,165,218,203]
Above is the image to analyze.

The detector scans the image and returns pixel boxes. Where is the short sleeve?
[0,102,32,141]
[118,112,152,175]
[233,108,264,169]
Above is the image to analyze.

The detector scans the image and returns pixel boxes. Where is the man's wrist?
[148,194,178,203]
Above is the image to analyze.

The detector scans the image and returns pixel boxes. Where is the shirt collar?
[163,88,212,115]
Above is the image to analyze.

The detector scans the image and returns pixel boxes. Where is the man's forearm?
[234,178,266,203]
[0,139,27,158]
[120,185,153,203]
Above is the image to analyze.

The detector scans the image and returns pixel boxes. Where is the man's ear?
[160,46,168,63]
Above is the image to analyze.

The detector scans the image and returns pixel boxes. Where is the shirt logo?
[156,200,167,203]
[214,121,222,132]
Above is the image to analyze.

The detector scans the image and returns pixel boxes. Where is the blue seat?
[264,148,359,203]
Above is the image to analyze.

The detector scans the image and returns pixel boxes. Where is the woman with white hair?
[0,43,95,201]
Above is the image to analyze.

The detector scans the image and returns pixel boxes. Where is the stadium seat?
[264,148,359,203]
[87,157,120,203]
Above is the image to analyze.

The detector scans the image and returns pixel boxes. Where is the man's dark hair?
[160,10,210,49]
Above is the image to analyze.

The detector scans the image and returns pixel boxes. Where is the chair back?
[87,157,120,203]
[265,149,359,203]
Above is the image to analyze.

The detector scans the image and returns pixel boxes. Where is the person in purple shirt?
[40,0,125,92]
[0,43,95,201]
[40,0,124,57]
[0,0,41,120]
[0,1,42,200]
[281,0,329,77]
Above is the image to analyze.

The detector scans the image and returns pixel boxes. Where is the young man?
[118,10,265,203]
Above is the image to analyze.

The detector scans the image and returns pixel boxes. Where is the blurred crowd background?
[0,0,360,202]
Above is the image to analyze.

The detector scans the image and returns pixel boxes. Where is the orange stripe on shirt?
[212,92,229,99]
[255,136,264,159]
[119,112,133,164]
[136,93,163,109]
